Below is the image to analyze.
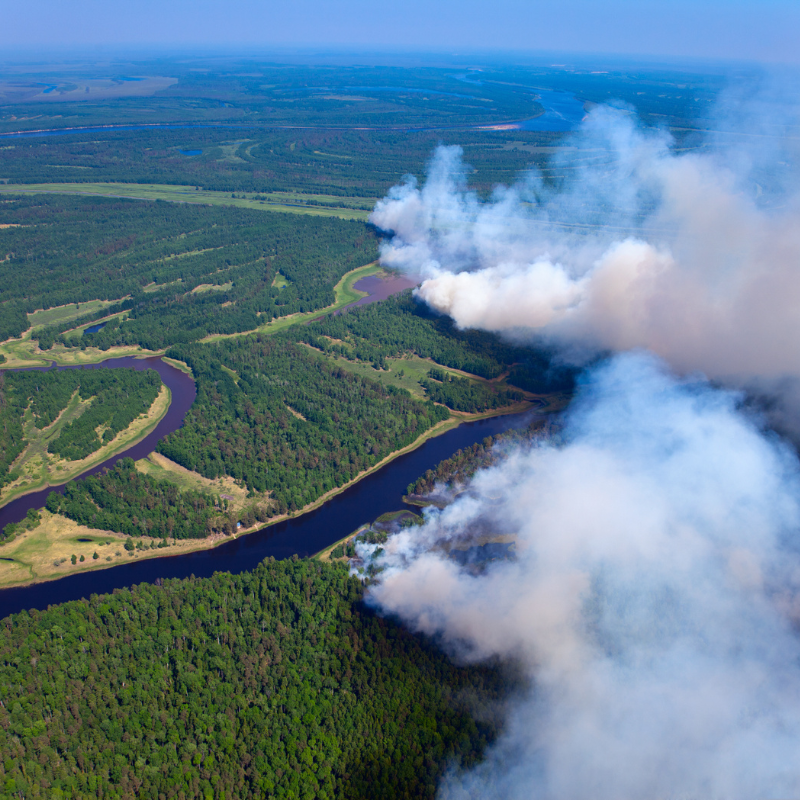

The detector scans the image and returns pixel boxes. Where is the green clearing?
[0,383,171,509]
[27,299,119,330]
[191,281,232,294]
[306,350,526,404]
[271,271,290,289]
[0,183,372,220]
[200,261,381,342]
[135,452,269,520]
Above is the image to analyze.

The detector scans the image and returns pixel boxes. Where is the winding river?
[0,355,537,619]
[0,357,196,531]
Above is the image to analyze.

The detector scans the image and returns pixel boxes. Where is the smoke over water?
[364,96,800,796]
[367,354,800,798]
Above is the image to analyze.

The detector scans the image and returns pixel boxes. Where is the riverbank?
[0,384,172,510]
[0,328,164,369]
[0,400,540,590]
[0,507,255,589]
[200,261,382,343]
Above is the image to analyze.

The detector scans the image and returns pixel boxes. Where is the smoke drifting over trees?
[366,87,800,797]
[368,354,800,798]
[370,101,800,397]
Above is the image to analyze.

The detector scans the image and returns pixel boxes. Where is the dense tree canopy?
[0,196,376,345]
[159,337,449,512]
[0,558,506,800]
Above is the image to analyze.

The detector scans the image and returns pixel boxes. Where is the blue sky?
[4,0,798,65]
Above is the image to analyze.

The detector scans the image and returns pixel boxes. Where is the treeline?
[0,558,506,799]
[158,336,450,512]
[292,291,576,394]
[0,368,161,487]
[0,195,376,344]
[291,292,524,377]
[0,63,718,193]
[422,369,522,413]
[45,458,261,540]
[408,418,563,495]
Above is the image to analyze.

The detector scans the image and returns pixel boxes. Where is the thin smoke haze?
[364,84,800,797]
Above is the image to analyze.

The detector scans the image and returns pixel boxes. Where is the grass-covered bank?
[0,377,170,509]
[0,182,373,220]
[200,261,382,342]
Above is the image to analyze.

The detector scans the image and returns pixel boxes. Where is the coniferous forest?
[45,458,263,540]
[0,559,506,799]
[0,368,162,488]
[159,337,450,512]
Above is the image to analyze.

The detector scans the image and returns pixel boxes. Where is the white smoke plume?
[367,353,800,799]
[369,103,800,392]
[365,91,800,797]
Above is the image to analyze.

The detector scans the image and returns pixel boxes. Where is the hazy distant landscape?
[1,43,799,799]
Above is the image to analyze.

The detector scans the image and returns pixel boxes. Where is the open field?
[0,183,373,220]
[0,509,233,589]
[0,384,171,509]
[0,326,164,368]
[27,299,120,330]
[200,261,381,342]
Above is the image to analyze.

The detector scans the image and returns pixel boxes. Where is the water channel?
[0,348,538,618]
[0,385,536,617]
[0,357,196,531]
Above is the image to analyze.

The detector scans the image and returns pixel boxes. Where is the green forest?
[0,55,729,800]
[420,371,522,413]
[45,458,265,540]
[292,292,575,394]
[291,293,523,377]
[0,196,376,345]
[0,558,507,799]
[158,336,449,512]
[0,367,162,488]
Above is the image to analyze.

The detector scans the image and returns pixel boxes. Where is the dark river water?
[0,357,196,531]
[0,355,537,619]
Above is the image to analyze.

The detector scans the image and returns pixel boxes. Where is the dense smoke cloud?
[366,353,800,799]
[370,105,800,391]
[366,93,800,797]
